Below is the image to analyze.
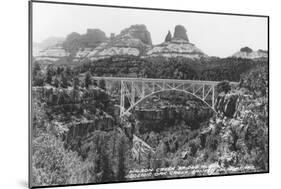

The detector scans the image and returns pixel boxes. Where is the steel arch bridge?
[92,77,238,117]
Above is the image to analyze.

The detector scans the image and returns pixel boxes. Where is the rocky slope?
[231,47,268,59]
[145,25,207,59]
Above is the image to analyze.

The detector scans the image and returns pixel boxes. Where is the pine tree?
[99,141,114,182]
[32,61,41,77]
[53,77,60,88]
[146,151,152,169]
[45,66,53,85]
[73,76,80,90]
[99,79,106,91]
[61,74,68,88]
[116,137,126,181]
[85,71,92,89]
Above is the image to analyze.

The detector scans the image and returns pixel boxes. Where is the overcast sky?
[33,2,268,58]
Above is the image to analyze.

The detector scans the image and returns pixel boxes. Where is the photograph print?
[29,1,269,188]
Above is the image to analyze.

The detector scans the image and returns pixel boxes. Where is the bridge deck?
[91,76,239,85]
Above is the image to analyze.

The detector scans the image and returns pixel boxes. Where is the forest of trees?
[31,55,268,186]
[77,56,264,81]
[32,62,131,186]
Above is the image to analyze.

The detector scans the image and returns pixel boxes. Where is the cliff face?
[135,104,213,131]
[215,92,239,118]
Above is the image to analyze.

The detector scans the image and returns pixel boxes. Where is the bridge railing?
[91,76,239,85]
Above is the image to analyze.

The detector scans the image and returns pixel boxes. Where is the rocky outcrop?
[165,31,172,42]
[231,47,268,59]
[173,25,189,42]
[215,92,239,118]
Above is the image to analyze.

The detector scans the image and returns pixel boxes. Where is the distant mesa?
[33,36,65,57]
[34,36,65,49]
[146,25,207,59]
[231,46,268,59]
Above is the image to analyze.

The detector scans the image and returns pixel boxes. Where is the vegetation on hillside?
[31,55,268,186]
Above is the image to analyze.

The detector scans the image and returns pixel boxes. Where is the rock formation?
[165,31,172,42]
[215,92,239,118]
[81,29,107,47]
[35,24,209,62]
[62,29,107,55]
[173,25,189,42]
[146,25,207,59]
[75,24,153,62]
[119,24,152,45]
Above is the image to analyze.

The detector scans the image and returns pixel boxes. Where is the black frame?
[28,0,270,188]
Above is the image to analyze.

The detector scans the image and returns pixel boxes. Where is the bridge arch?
[122,88,217,117]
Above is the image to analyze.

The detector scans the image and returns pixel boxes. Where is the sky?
[32,2,268,58]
